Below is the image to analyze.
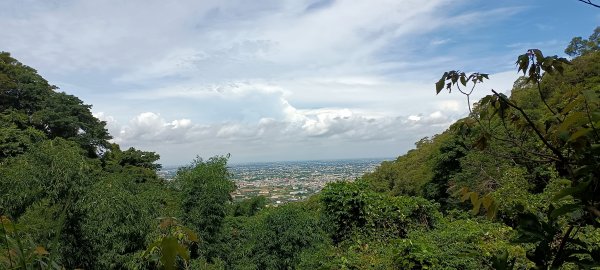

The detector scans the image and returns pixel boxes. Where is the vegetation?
[1,24,600,270]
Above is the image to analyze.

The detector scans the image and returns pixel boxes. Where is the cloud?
[430,38,451,46]
[0,0,530,164]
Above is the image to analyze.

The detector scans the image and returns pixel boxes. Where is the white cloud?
[0,0,529,164]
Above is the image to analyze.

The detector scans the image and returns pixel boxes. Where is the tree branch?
[577,0,600,8]
[491,89,566,163]
[552,225,574,268]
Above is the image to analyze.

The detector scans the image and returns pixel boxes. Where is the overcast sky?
[1,0,599,165]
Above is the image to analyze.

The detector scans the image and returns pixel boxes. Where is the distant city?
[158,158,392,204]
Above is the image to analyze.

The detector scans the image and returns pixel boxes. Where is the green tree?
[0,52,111,159]
[178,155,235,260]
[565,26,600,57]
[436,44,600,268]
[252,204,327,270]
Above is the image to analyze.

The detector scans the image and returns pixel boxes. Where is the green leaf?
[435,79,445,94]
[532,49,544,60]
[486,202,498,219]
[550,203,582,219]
[471,199,482,215]
[461,192,471,203]
[451,73,459,83]
[542,57,554,68]
[568,128,591,142]
[582,90,600,103]
[460,75,467,86]
[492,249,515,270]
[552,181,590,201]
[160,237,179,270]
[561,98,582,114]
[482,195,494,209]
[176,244,190,262]
[558,112,588,132]
[516,54,529,74]
[470,192,479,205]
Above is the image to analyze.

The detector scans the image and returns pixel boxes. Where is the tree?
[178,155,235,260]
[565,26,600,56]
[435,45,600,268]
[0,52,111,158]
[251,204,326,270]
[0,52,54,115]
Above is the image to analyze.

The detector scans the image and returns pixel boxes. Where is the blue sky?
[1,0,599,165]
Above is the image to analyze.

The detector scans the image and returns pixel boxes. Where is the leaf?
[561,98,582,114]
[568,128,591,142]
[159,217,177,229]
[176,244,190,262]
[461,191,471,202]
[516,54,529,74]
[182,227,199,242]
[479,95,492,106]
[435,79,445,94]
[552,181,590,201]
[460,75,467,86]
[558,112,588,132]
[160,237,179,270]
[582,90,600,103]
[34,246,49,255]
[482,195,494,209]
[550,203,582,219]
[531,49,544,60]
[486,202,498,219]
[471,199,482,215]
[470,192,479,205]
[543,57,554,68]
[492,249,515,270]
[143,240,161,257]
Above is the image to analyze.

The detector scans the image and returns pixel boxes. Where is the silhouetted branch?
[577,0,600,8]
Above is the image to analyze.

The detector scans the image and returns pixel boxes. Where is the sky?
[1,0,599,165]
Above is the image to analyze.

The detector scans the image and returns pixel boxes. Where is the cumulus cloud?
[0,0,531,164]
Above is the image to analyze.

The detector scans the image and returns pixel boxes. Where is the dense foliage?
[2,26,600,269]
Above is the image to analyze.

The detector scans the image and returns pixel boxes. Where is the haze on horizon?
[1,0,598,165]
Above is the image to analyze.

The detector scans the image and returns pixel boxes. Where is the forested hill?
[1,27,600,269]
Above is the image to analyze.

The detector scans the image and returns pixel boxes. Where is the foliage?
[393,218,527,269]
[252,204,327,269]
[229,196,268,217]
[142,217,198,270]
[0,138,96,219]
[79,172,158,269]
[435,27,600,268]
[362,135,445,196]
[320,181,440,243]
[0,216,61,270]
[177,155,236,260]
[0,52,111,158]
[565,26,600,57]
